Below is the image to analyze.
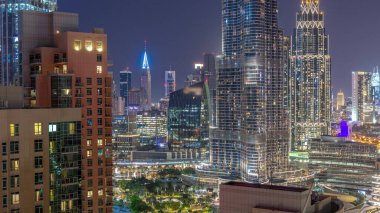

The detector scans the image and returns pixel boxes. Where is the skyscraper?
[120,68,132,111]
[336,90,345,110]
[0,0,57,86]
[211,0,288,182]
[352,71,371,122]
[289,0,332,149]
[167,82,210,159]
[164,70,176,97]
[140,44,152,110]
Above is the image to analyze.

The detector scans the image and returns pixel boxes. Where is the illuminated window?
[96,66,102,74]
[74,40,82,51]
[49,124,57,132]
[85,40,93,51]
[11,193,19,205]
[98,189,103,196]
[10,160,19,171]
[62,64,68,73]
[69,123,75,135]
[97,139,103,146]
[87,150,92,157]
[87,139,92,146]
[34,123,42,135]
[87,190,93,198]
[10,124,19,137]
[35,189,43,201]
[96,41,103,52]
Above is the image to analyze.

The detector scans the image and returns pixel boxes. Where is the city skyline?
[59,0,380,101]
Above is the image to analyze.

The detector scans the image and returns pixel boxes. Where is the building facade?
[0,0,57,86]
[309,136,378,191]
[136,109,167,146]
[21,11,113,212]
[0,106,82,213]
[167,82,210,159]
[164,70,176,97]
[120,69,132,111]
[211,0,288,182]
[289,0,332,149]
[336,90,345,110]
[352,71,371,123]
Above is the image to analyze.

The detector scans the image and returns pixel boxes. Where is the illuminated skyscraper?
[165,70,176,97]
[336,90,345,110]
[289,0,332,149]
[0,0,57,86]
[120,68,132,111]
[352,71,371,122]
[211,0,288,182]
[140,44,152,110]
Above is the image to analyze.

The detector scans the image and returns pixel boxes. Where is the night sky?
[59,0,380,102]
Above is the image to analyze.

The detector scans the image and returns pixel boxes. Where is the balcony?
[30,58,41,64]
[54,58,68,64]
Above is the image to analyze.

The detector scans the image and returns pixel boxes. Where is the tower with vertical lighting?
[289,0,332,149]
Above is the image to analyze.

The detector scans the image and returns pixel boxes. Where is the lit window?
[35,189,43,201]
[87,190,93,198]
[97,66,102,74]
[74,40,82,51]
[49,124,57,132]
[85,40,93,51]
[87,150,92,157]
[34,123,42,135]
[10,160,19,171]
[10,124,19,137]
[97,139,103,146]
[87,139,92,146]
[69,123,75,135]
[11,193,19,205]
[62,65,68,73]
[98,189,103,196]
[96,41,103,52]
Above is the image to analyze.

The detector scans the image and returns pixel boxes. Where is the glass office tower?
[167,82,210,159]
[289,0,332,149]
[0,0,57,85]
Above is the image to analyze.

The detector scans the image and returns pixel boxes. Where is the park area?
[114,168,216,213]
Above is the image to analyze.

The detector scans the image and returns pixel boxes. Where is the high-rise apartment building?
[336,90,345,110]
[352,71,371,122]
[120,68,132,111]
[164,70,176,97]
[211,0,288,182]
[140,47,152,110]
[0,0,57,86]
[0,88,82,213]
[20,11,113,212]
[289,0,332,149]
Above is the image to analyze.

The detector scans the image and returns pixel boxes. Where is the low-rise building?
[219,181,344,213]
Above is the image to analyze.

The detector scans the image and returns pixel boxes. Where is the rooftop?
[222,181,308,193]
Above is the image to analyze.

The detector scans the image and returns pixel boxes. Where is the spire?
[142,40,150,70]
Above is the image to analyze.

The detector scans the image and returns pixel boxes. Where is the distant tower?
[289,0,332,149]
[140,42,152,110]
[165,70,176,97]
[336,90,345,110]
[352,71,371,122]
[120,68,132,112]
